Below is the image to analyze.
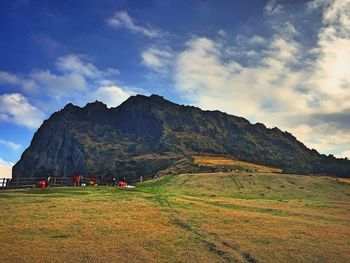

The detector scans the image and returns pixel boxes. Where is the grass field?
[0,172,349,262]
[193,155,283,173]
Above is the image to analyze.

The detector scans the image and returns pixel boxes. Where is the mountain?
[13,94,350,180]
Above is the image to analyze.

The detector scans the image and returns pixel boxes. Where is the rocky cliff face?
[13,107,87,178]
[13,94,350,179]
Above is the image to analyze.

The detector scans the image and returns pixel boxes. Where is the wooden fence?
[0,176,154,190]
[0,177,72,189]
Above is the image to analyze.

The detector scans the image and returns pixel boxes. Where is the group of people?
[72,174,95,187]
[111,176,127,187]
[72,174,133,187]
[41,171,156,188]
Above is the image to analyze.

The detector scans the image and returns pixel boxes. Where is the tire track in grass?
[148,192,258,262]
[179,195,347,224]
[228,174,243,189]
[172,219,238,262]
[172,216,260,263]
[141,175,260,262]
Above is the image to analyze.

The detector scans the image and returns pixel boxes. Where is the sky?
[0,0,350,178]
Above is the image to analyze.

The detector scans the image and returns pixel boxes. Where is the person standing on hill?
[73,173,78,186]
[101,175,106,186]
[81,175,85,186]
[46,172,52,187]
[78,175,82,187]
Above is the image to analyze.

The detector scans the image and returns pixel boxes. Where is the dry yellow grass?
[0,172,349,262]
[0,189,224,263]
[338,178,350,184]
[193,155,282,173]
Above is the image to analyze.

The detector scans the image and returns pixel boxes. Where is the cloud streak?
[0,139,22,151]
[0,71,38,92]
[141,47,174,72]
[107,10,161,38]
[264,0,284,16]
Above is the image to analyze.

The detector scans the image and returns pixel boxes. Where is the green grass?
[0,172,349,262]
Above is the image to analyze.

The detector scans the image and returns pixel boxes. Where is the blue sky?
[1,0,350,177]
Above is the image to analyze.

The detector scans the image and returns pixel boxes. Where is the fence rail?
[0,177,77,189]
[0,178,10,189]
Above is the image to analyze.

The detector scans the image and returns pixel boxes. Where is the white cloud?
[248,35,266,45]
[0,54,137,123]
[0,56,138,131]
[163,0,350,156]
[141,47,174,72]
[0,54,124,107]
[107,10,160,38]
[93,86,136,108]
[29,55,120,100]
[265,0,284,16]
[33,54,121,100]
[336,150,350,159]
[56,54,119,79]
[287,122,350,154]
[0,158,13,178]
[218,29,226,37]
[0,93,45,128]
[30,70,87,99]
[56,55,102,78]
[305,0,350,113]
[175,34,302,118]
[0,71,38,92]
[0,139,21,151]
[308,0,350,36]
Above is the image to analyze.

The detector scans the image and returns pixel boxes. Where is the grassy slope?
[0,173,349,262]
[193,155,283,173]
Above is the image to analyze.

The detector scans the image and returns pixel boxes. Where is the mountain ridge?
[13,94,350,179]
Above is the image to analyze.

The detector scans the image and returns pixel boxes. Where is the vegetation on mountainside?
[1,172,349,262]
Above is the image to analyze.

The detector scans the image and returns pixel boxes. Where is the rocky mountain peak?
[12,94,350,180]
[84,100,107,110]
